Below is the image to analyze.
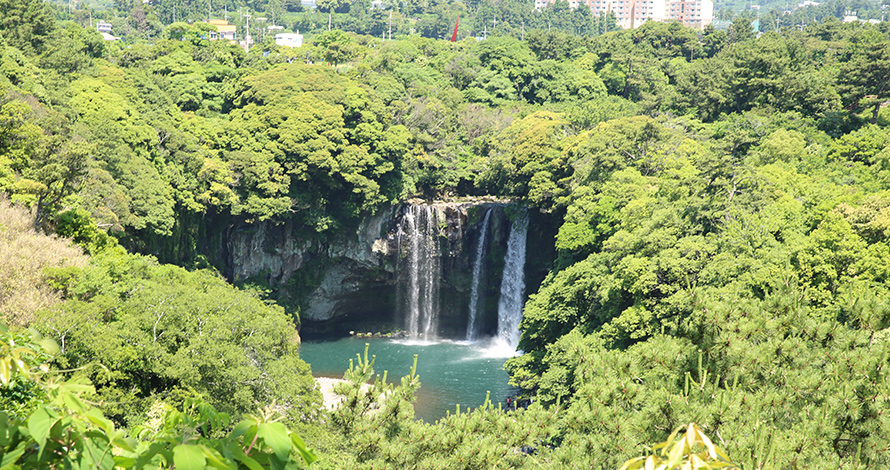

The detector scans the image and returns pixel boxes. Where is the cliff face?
[216,201,557,338]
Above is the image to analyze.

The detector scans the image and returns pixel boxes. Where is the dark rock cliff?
[210,200,558,338]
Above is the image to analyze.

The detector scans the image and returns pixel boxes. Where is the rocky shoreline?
[315,377,348,410]
[316,377,375,410]
[348,330,407,339]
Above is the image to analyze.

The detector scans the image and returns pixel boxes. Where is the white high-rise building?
[536,0,713,30]
[665,0,714,29]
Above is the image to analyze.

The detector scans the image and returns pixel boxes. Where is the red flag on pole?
[451,16,459,42]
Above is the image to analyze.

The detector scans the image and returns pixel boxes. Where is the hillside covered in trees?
[2,0,890,467]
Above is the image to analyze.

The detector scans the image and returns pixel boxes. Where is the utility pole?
[388,11,393,40]
[208,0,211,21]
[521,21,525,40]
[328,12,332,30]
[224,5,228,21]
[244,9,252,50]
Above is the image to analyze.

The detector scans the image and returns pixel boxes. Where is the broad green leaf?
[0,360,10,386]
[644,455,655,470]
[685,423,700,456]
[257,422,290,461]
[290,433,317,465]
[173,444,207,470]
[231,420,254,439]
[667,438,688,468]
[82,434,115,470]
[1,444,25,467]
[198,444,236,470]
[269,455,287,470]
[226,442,264,470]
[689,453,708,468]
[618,456,645,470]
[60,378,95,394]
[712,444,733,463]
[159,446,175,468]
[657,426,682,455]
[60,390,87,414]
[113,455,137,468]
[27,407,57,453]
[0,412,10,446]
[85,408,115,436]
[134,441,167,468]
[112,433,137,452]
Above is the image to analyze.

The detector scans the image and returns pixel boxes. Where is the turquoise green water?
[299,337,517,422]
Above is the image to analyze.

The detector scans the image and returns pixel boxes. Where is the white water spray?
[400,205,442,340]
[495,210,528,351]
[465,208,492,341]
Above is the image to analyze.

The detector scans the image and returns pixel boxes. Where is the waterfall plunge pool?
[300,204,530,421]
[299,336,518,422]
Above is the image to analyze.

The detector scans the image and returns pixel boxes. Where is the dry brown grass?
[0,197,87,326]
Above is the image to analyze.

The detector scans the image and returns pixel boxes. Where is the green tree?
[526,30,588,62]
[0,0,55,55]
[838,33,890,124]
[478,111,569,208]
[473,36,535,100]
[38,21,106,75]
[312,30,361,65]
[0,100,43,200]
[223,64,407,229]
[38,254,321,425]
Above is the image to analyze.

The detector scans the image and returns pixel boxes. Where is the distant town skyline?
[534,0,715,29]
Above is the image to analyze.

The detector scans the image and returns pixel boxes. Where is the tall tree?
[0,0,55,55]
[838,34,890,124]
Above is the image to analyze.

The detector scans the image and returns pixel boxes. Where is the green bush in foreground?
[0,324,317,469]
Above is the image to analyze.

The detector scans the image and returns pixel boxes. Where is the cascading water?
[302,203,540,421]
[495,210,529,351]
[465,208,493,341]
[399,205,442,340]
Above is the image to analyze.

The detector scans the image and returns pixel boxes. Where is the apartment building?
[207,19,237,41]
[665,0,714,29]
[535,0,713,30]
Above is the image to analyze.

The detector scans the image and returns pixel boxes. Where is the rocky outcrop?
[217,200,558,338]
[225,221,314,285]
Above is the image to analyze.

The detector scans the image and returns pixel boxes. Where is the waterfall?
[465,208,492,342]
[400,205,442,340]
[496,210,529,350]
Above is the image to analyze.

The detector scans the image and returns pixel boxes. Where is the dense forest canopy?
[45,0,890,45]
[2,0,890,467]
